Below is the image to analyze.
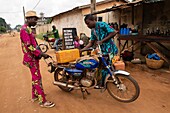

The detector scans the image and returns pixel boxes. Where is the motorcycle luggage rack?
[44,57,57,73]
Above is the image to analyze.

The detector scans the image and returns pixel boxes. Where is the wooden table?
[117,35,170,68]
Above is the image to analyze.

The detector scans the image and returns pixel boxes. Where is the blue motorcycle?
[47,46,140,102]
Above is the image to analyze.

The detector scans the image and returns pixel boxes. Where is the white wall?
[36,24,52,34]
[51,10,84,37]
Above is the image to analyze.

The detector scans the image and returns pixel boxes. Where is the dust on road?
[0,33,170,113]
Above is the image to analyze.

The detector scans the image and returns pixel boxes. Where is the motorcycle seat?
[48,38,55,42]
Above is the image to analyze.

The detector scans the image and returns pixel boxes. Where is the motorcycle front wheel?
[39,44,48,53]
[54,68,73,92]
[107,74,140,103]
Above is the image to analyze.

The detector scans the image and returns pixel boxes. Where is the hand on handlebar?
[96,41,102,45]
[80,47,93,53]
[79,49,84,53]
[41,53,51,59]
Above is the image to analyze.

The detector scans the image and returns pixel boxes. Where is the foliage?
[14,25,22,32]
[0,17,11,32]
[36,32,54,40]
[0,26,7,33]
[0,17,6,26]
[47,31,55,38]
[46,18,52,24]
[36,33,44,40]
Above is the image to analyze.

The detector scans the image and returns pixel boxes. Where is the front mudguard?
[104,70,130,84]
[113,70,130,76]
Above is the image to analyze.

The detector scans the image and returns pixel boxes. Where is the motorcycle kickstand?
[81,88,90,99]
[85,89,90,95]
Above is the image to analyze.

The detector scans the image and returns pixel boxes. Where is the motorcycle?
[38,34,63,53]
[45,46,140,102]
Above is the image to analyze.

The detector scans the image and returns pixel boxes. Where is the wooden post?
[23,6,25,21]
[146,42,170,69]
[131,5,134,25]
[141,3,144,35]
[118,9,122,30]
[91,0,96,13]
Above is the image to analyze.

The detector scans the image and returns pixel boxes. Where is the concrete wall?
[51,10,83,37]
[81,1,124,37]
[36,24,52,34]
[109,5,143,31]
[50,1,125,38]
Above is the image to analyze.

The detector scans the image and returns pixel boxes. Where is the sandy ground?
[0,33,170,113]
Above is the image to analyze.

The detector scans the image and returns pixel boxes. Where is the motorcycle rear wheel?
[39,44,48,53]
[54,68,73,92]
[107,74,140,103]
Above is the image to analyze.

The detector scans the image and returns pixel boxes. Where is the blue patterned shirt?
[90,22,118,57]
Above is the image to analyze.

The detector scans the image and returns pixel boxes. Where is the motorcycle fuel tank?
[75,59,99,69]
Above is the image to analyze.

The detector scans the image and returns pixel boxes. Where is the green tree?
[46,18,52,24]
[0,17,6,27]
[0,17,11,32]
[14,25,22,32]
[0,26,7,33]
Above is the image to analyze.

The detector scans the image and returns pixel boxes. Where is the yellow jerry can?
[56,49,80,63]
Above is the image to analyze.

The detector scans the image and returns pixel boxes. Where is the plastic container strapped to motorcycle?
[75,56,99,69]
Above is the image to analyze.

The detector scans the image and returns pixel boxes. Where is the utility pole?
[23,6,26,23]
[90,0,96,13]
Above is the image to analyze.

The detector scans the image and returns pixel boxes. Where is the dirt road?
[0,33,170,113]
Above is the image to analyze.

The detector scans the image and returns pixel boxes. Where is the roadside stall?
[91,0,170,69]
[118,0,170,69]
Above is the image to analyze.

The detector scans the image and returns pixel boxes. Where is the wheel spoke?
[107,74,140,102]
[54,69,73,92]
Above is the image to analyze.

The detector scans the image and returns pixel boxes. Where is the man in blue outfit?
[81,14,118,88]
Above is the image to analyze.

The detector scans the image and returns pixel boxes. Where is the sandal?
[31,98,38,102]
[40,101,55,108]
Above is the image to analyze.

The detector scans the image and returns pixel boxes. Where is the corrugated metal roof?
[89,0,164,15]
[52,0,128,18]
[79,0,127,9]
[144,0,164,3]
[90,0,143,15]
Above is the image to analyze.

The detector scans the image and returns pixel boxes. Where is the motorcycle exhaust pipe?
[53,81,80,89]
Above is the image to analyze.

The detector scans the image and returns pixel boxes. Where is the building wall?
[36,1,126,37]
[142,1,170,57]
[36,24,52,35]
[134,5,143,31]
[51,10,84,37]
[143,0,170,34]
[50,1,125,38]
[81,1,124,37]
[109,5,143,31]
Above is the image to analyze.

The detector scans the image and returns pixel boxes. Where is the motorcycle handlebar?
[80,47,93,52]
[43,34,48,38]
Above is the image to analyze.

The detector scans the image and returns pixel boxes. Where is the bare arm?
[100,31,118,44]
[81,40,95,52]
